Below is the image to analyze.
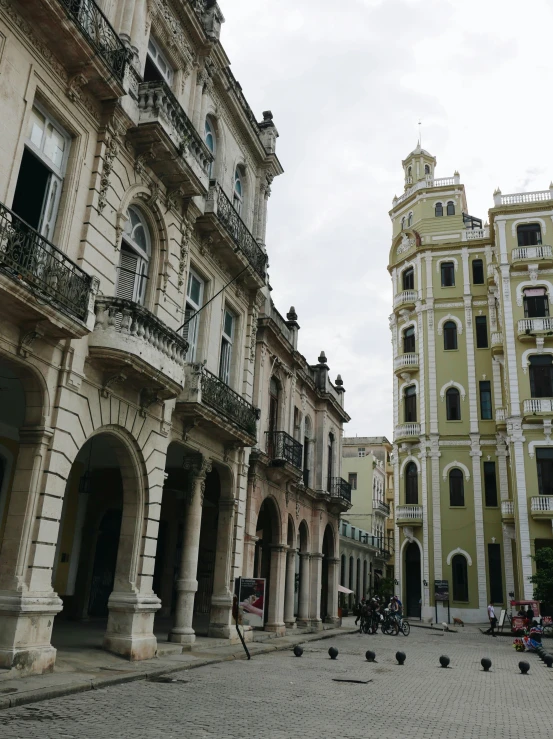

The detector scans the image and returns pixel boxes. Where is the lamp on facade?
[394,579,399,585]
[423,579,429,587]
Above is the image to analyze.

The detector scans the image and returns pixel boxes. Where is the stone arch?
[446,547,473,566]
[399,454,421,477]
[437,314,463,336]
[439,380,466,401]
[287,514,296,547]
[435,256,459,274]
[399,319,417,338]
[516,280,553,307]
[511,217,547,237]
[400,536,424,617]
[399,378,419,398]
[521,348,553,373]
[0,351,50,427]
[528,439,553,459]
[442,460,471,481]
[298,519,310,552]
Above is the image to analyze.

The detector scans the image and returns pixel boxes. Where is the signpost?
[434,580,450,624]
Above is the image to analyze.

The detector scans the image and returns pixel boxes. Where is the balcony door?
[116,206,151,305]
[267,377,279,458]
[529,355,553,398]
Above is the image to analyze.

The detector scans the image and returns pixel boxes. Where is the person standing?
[486,601,497,636]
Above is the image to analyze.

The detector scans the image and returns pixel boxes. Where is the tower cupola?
[402,143,437,190]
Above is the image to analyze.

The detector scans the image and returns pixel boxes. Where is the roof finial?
[418,119,422,148]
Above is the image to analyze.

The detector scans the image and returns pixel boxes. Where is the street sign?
[434,580,449,602]
[235,577,266,628]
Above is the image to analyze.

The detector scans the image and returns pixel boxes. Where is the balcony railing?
[462,228,489,241]
[530,496,553,514]
[495,189,553,207]
[266,431,303,469]
[200,368,259,436]
[0,201,93,322]
[209,182,267,279]
[393,290,418,308]
[329,477,352,503]
[394,353,419,371]
[517,318,553,334]
[501,501,514,517]
[393,175,459,206]
[373,500,391,516]
[394,422,421,439]
[512,245,553,262]
[59,0,130,81]
[487,263,496,280]
[136,80,213,176]
[491,332,503,346]
[523,398,553,414]
[396,504,423,521]
[496,408,507,422]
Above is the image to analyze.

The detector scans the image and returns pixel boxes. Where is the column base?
[284,619,297,629]
[208,593,233,639]
[168,627,195,648]
[310,618,323,631]
[296,618,310,628]
[324,616,340,627]
[264,622,286,636]
[0,591,62,674]
[103,592,160,661]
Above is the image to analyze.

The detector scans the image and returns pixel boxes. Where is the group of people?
[353,595,403,633]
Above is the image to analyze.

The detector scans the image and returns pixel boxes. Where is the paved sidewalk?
[0,621,359,710]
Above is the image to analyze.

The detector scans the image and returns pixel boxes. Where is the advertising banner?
[434,579,449,602]
[235,577,266,628]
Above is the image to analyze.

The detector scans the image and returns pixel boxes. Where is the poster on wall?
[235,577,266,628]
[434,580,449,602]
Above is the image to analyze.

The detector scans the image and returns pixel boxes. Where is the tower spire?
[418,120,422,148]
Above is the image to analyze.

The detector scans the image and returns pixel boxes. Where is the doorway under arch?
[321,524,335,621]
[405,541,422,619]
[254,497,281,629]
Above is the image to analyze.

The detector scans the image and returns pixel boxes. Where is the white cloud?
[219,0,553,438]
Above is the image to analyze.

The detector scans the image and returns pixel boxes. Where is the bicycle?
[381,610,400,635]
[398,615,410,636]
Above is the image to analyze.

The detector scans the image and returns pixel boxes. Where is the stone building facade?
[339,521,382,608]
[389,144,553,622]
[0,0,349,675]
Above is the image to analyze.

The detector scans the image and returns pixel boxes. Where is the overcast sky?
[221,0,553,440]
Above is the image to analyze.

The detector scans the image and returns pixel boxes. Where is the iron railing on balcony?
[137,80,213,175]
[211,182,267,278]
[0,201,93,321]
[266,430,302,469]
[201,368,259,437]
[329,477,352,503]
[59,0,130,81]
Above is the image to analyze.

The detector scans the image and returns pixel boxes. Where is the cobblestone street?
[1,626,552,739]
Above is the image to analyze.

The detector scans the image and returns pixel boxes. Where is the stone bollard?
[328,647,338,660]
[293,645,303,657]
[395,651,406,665]
[365,650,376,663]
[519,661,530,675]
[544,655,553,668]
[481,658,492,672]
[439,655,450,668]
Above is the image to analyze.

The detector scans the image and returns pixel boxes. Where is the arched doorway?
[405,542,422,618]
[320,524,335,622]
[296,520,310,625]
[254,497,282,631]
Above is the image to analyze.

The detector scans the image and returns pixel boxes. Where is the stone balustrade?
[522,398,553,415]
[396,505,423,524]
[512,245,553,262]
[393,290,418,308]
[518,317,553,335]
[501,501,514,520]
[394,353,419,371]
[530,496,553,516]
[495,188,553,206]
[394,422,421,439]
[462,228,489,241]
[393,174,459,206]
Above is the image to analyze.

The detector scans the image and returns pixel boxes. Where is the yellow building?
[389,144,553,622]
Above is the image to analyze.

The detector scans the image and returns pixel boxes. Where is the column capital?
[299,552,311,560]
[326,557,340,565]
[19,426,54,445]
[182,454,212,480]
[269,544,288,553]
[310,552,324,561]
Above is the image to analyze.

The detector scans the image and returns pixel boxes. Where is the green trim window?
[452,554,468,602]
[446,388,461,421]
[483,461,497,507]
[536,448,553,496]
[449,469,464,506]
[479,381,492,420]
[475,316,488,348]
[472,259,484,284]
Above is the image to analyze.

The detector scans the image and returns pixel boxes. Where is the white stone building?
[0,0,349,675]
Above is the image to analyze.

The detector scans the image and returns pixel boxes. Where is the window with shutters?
[219,308,235,385]
[205,117,216,177]
[517,223,542,246]
[144,36,174,85]
[233,168,244,215]
[11,103,70,241]
[184,269,204,362]
[524,288,549,318]
[116,207,151,305]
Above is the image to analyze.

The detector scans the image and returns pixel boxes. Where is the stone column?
[283,547,297,629]
[169,456,211,648]
[265,544,286,635]
[325,557,340,625]
[309,552,323,630]
[192,69,207,130]
[297,553,311,626]
[208,497,237,639]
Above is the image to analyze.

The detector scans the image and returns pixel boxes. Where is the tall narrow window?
[233,168,244,214]
[424,164,430,175]
[403,326,415,353]
[472,259,484,285]
[537,448,553,496]
[11,105,69,240]
[446,201,455,216]
[407,212,413,227]
[530,355,553,398]
[348,473,357,490]
[483,461,498,507]
[443,321,458,350]
[405,462,418,504]
[479,381,492,420]
[475,315,488,348]
[407,166,412,178]
[435,202,443,217]
[449,469,465,506]
[204,118,216,177]
[402,267,414,290]
[116,206,151,305]
[446,388,461,421]
[327,433,334,491]
[184,269,204,362]
[404,385,417,422]
[401,216,406,230]
[517,223,542,246]
[219,308,235,385]
[524,288,549,318]
[441,262,455,287]
[303,417,311,487]
[488,544,503,603]
[144,37,174,84]
[452,554,468,601]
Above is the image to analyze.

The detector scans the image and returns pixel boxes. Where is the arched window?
[452,554,468,601]
[443,321,458,350]
[340,554,346,586]
[303,416,312,487]
[435,202,443,217]
[402,267,414,291]
[407,212,413,227]
[517,223,542,247]
[524,287,549,318]
[446,201,455,216]
[401,216,405,230]
[404,385,417,422]
[405,462,418,504]
[529,355,553,398]
[407,166,412,177]
[446,388,461,420]
[424,164,430,175]
[327,433,335,491]
[403,326,415,353]
[116,206,151,305]
[233,167,244,214]
[204,117,216,177]
[449,468,464,506]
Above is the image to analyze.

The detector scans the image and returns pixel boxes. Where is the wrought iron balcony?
[198,181,267,283]
[128,80,213,195]
[17,0,130,100]
[176,364,259,445]
[329,477,352,504]
[266,431,303,469]
[89,297,188,399]
[373,499,391,517]
[0,200,94,328]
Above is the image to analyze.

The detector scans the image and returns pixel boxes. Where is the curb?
[0,627,359,711]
